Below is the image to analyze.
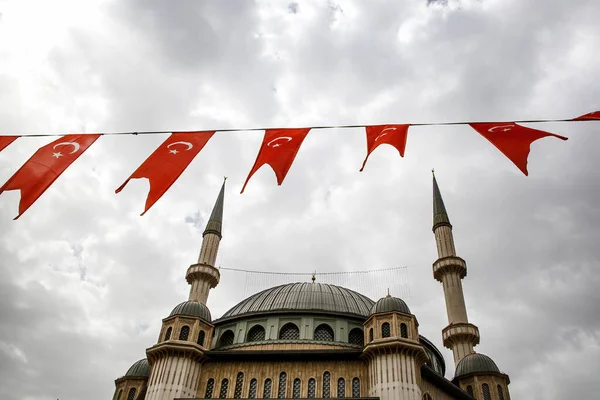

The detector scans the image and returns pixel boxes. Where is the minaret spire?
[186,180,225,304]
[431,173,480,366]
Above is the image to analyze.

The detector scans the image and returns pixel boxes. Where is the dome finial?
[311,272,316,282]
[386,288,391,297]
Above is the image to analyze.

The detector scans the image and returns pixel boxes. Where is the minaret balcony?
[433,256,467,281]
[442,322,480,349]
[185,263,220,286]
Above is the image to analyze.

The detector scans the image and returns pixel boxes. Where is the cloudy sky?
[0,0,599,399]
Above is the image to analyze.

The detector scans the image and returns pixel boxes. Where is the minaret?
[431,171,480,366]
[186,179,224,304]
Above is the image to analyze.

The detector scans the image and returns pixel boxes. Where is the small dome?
[370,295,411,315]
[170,300,212,322]
[455,353,500,377]
[125,359,150,377]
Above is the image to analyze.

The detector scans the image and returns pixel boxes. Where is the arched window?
[422,394,432,400]
[381,322,391,338]
[263,378,272,399]
[219,330,235,347]
[352,378,360,398]
[400,323,408,338]
[127,388,136,400]
[314,324,334,341]
[249,378,258,399]
[179,325,190,340]
[234,372,244,399]
[348,328,364,346]
[482,383,491,400]
[205,378,215,399]
[466,385,473,396]
[164,326,172,341]
[337,378,345,398]
[308,378,316,399]
[278,372,287,399]
[293,378,301,398]
[497,385,505,400]
[247,325,266,342]
[279,323,300,340]
[116,389,123,400]
[323,372,331,399]
[369,328,373,342]
[197,330,206,346]
[220,378,229,399]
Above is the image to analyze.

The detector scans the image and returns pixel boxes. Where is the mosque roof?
[370,295,411,315]
[125,359,150,377]
[455,353,500,377]
[170,300,212,322]
[217,282,375,321]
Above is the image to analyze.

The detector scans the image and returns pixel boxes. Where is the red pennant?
[360,124,409,171]
[0,136,19,152]
[241,128,311,193]
[0,134,101,219]
[116,131,215,215]
[572,110,600,121]
[470,123,568,176]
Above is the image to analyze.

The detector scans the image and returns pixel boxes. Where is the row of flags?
[0,111,598,219]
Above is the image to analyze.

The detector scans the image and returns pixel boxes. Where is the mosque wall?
[419,377,456,400]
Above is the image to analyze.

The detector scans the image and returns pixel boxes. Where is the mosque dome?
[455,353,500,377]
[125,359,150,377]
[170,300,212,322]
[370,295,411,315]
[218,282,375,321]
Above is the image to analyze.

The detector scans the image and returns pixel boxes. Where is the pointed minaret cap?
[203,178,226,238]
[432,170,452,231]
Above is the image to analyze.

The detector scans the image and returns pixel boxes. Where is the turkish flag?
[0,136,19,152]
[241,128,311,193]
[572,110,600,121]
[116,131,215,215]
[470,123,568,176]
[360,124,409,171]
[0,134,101,219]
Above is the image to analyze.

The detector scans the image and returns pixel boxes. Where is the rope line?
[219,266,407,275]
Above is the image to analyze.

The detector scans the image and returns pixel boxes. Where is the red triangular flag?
[116,131,215,215]
[0,136,19,152]
[241,128,311,193]
[572,110,600,121]
[470,123,568,176]
[360,124,409,171]
[0,134,101,219]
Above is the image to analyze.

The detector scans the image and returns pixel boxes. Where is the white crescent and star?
[167,141,193,154]
[52,141,81,159]
[488,124,515,133]
[375,127,397,141]
[267,136,293,148]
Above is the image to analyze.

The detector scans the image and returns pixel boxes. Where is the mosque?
[112,175,511,400]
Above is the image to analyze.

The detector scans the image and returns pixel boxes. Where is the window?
[400,323,408,338]
[279,323,300,340]
[323,372,331,399]
[482,383,491,400]
[352,378,360,398]
[205,379,215,399]
[179,325,190,341]
[164,327,172,341]
[278,372,287,398]
[314,324,334,341]
[422,394,432,400]
[220,379,229,399]
[308,378,316,399]
[116,389,123,400]
[348,328,364,346]
[247,325,266,342]
[197,330,206,346]
[263,378,272,399]
[127,388,136,400]
[293,378,301,398]
[382,322,391,338]
[337,378,345,398]
[369,328,373,342]
[234,372,244,399]
[466,385,473,396]
[219,330,235,347]
[249,379,258,399]
[497,385,505,400]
